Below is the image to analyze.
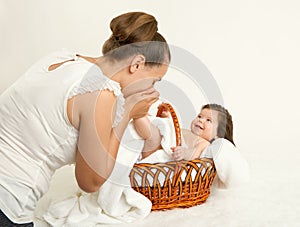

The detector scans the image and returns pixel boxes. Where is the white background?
[1,0,300,226]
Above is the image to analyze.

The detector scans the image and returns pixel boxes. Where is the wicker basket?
[129,103,217,211]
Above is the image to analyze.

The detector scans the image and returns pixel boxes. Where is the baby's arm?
[193,138,211,158]
[133,116,162,159]
[172,138,210,161]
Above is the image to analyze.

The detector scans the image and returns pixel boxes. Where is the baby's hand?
[171,146,186,161]
[157,103,170,118]
[172,146,200,161]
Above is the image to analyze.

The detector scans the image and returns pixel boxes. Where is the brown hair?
[102,12,170,66]
[201,104,235,146]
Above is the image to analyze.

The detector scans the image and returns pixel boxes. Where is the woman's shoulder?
[42,49,78,65]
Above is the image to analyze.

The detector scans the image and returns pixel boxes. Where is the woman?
[0,12,170,225]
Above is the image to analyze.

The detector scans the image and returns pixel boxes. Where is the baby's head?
[190,104,235,145]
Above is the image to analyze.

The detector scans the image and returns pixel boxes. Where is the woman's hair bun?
[102,12,170,66]
[110,12,158,43]
[103,12,160,54]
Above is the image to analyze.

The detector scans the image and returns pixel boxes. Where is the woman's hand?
[124,87,160,120]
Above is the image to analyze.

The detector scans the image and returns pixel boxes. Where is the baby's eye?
[207,119,211,122]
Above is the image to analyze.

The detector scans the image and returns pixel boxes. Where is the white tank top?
[0,49,124,223]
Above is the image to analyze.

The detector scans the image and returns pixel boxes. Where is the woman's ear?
[129,55,146,73]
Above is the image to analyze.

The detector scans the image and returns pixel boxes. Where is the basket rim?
[156,102,182,147]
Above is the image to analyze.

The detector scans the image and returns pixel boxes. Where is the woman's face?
[122,64,168,97]
[190,108,219,141]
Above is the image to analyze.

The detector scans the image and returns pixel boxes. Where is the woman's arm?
[74,88,159,192]
[74,90,126,193]
[133,116,162,159]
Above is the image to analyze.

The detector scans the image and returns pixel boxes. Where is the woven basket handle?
[156,103,182,146]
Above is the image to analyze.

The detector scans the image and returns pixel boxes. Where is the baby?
[133,103,249,188]
[171,103,235,161]
[133,103,235,161]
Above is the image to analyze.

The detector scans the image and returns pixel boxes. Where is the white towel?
[138,116,176,164]
[42,122,152,226]
[201,138,250,189]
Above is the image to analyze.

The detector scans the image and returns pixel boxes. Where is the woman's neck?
[78,55,137,98]
[79,55,129,84]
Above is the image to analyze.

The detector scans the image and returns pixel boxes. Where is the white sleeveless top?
[0,49,124,223]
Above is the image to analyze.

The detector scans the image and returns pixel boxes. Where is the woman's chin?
[122,85,151,98]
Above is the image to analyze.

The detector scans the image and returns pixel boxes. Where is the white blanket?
[201,138,250,189]
[138,117,177,164]
[41,117,175,226]
[42,121,153,226]
[40,117,250,226]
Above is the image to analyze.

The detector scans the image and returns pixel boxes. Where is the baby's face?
[190,108,219,141]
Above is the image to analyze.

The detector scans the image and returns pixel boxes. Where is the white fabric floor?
[34,138,300,227]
